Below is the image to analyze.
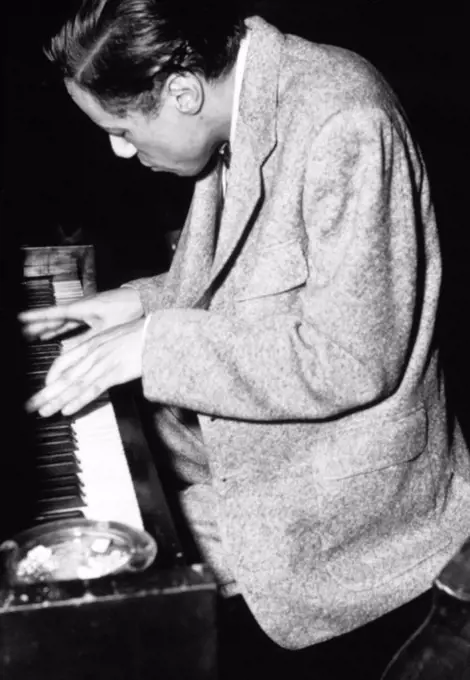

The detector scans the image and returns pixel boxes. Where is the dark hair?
[46,0,249,116]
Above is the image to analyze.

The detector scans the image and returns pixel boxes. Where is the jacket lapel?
[208,17,284,288]
[171,17,284,309]
[210,125,263,278]
[170,161,222,307]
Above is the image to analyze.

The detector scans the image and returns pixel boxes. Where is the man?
[19,0,470,676]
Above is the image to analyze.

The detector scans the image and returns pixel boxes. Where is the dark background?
[1,0,469,430]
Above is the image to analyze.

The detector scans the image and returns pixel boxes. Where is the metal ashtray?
[0,519,157,585]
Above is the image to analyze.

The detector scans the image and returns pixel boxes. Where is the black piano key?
[32,412,72,425]
[35,419,72,429]
[38,471,79,484]
[36,494,86,512]
[24,298,52,305]
[35,509,86,523]
[34,430,76,444]
[36,461,80,477]
[38,477,83,493]
[35,443,77,458]
[28,364,57,371]
[34,432,75,444]
[28,344,60,353]
[34,431,76,443]
[38,481,83,502]
[35,413,72,423]
[27,370,54,379]
[28,347,59,358]
[38,484,83,500]
[32,418,74,433]
[36,495,86,515]
[33,428,77,449]
[23,293,54,302]
[19,275,135,534]
[28,356,58,364]
[36,452,79,468]
[35,447,77,460]
[36,453,77,466]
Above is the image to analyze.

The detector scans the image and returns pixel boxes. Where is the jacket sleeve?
[121,272,167,316]
[140,107,428,421]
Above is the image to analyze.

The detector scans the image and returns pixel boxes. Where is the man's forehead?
[65,80,127,129]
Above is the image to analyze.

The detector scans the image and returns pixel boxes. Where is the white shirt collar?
[229,31,250,149]
[220,31,250,196]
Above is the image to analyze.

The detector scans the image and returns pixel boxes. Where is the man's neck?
[202,31,250,156]
[203,66,237,146]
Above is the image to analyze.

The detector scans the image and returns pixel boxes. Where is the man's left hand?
[26,318,146,417]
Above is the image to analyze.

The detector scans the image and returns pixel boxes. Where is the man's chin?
[148,154,216,178]
[194,152,221,179]
[173,159,216,179]
[178,166,206,178]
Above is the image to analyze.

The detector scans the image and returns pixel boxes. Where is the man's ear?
[166,73,204,115]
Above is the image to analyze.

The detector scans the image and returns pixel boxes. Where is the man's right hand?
[18,286,144,342]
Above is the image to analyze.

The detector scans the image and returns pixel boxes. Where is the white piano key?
[51,279,144,530]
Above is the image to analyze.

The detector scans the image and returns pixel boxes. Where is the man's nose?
[109,134,137,159]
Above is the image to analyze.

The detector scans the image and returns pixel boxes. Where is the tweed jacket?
[129,17,470,648]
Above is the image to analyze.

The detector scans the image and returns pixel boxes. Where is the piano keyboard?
[23,276,144,531]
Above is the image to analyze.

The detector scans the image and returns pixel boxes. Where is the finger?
[22,319,66,338]
[54,343,115,415]
[18,306,74,323]
[40,360,110,417]
[39,320,84,341]
[45,339,93,386]
[25,341,93,413]
[61,380,106,416]
[24,320,82,341]
[25,366,92,415]
[25,378,70,415]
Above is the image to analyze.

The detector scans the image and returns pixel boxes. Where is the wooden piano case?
[0,245,218,679]
[0,563,217,680]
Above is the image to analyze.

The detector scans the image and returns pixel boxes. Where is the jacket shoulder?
[279,34,400,118]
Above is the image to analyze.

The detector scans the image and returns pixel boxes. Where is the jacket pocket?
[311,408,451,590]
[317,408,428,479]
[235,238,308,301]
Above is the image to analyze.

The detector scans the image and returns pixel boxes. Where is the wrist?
[119,285,144,321]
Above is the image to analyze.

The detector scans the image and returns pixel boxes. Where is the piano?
[0,245,218,680]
